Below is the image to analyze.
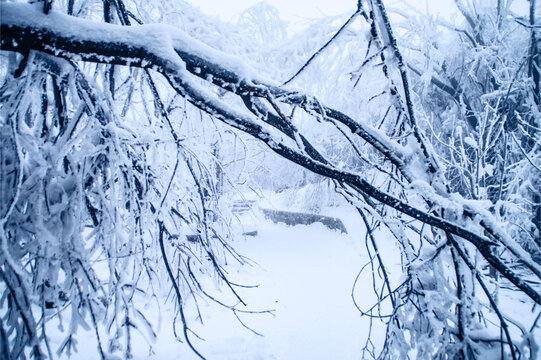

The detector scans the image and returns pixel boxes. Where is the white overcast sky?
[185,0,457,24]
[186,0,356,21]
[184,0,530,33]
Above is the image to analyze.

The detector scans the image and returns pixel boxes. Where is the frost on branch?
[1,0,540,359]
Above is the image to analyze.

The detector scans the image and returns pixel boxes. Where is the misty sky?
[184,0,458,24]
[184,0,531,34]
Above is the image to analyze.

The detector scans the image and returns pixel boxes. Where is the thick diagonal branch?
[2,3,539,304]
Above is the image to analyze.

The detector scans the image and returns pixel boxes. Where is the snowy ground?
[47,198,398,360]
[192,207,379,360]
[140,205,392,360]
[38,194,541,359]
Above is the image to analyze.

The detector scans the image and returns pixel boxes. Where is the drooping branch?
[0,3,409,169]
[2,3,540,304]
[158,222,205,360]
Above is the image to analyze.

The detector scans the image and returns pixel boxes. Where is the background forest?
[1,0,540,359]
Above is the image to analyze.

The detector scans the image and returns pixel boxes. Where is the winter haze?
[1,1,540,360]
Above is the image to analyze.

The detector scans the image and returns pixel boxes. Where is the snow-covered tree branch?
[1,1,540,359]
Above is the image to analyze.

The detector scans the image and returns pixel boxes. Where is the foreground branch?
[2,3,539,304]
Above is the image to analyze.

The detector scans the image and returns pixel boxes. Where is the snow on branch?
[1,2,540,306]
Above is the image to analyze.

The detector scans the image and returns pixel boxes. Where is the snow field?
[46,204,396,359]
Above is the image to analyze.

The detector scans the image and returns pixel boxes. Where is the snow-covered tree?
[1,0,540,359]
